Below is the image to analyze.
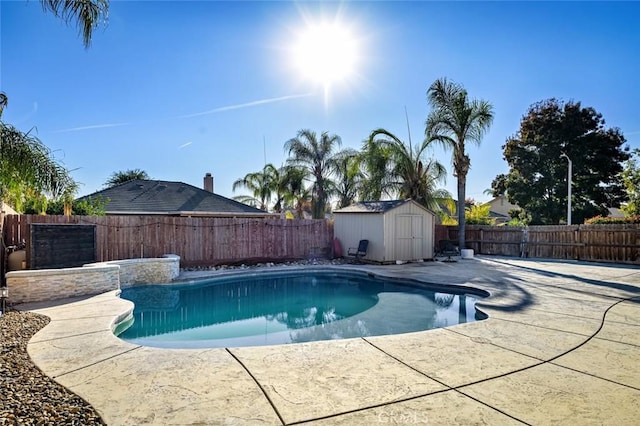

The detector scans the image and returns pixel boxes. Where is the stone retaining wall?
[6,265,121,304]
[6,255,181,304]
[94,255,180,288]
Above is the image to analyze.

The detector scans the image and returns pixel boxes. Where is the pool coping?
[19,256,640,425]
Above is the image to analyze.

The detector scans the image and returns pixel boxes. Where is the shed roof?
[77,179,271,216]
[334,199,434,215]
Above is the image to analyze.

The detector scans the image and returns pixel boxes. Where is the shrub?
[465,204,495,225]
[23,196,108,216]
[584,215,640,224]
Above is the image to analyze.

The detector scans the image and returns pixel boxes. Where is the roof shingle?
[334,200,409,213]
[77,180,269,216]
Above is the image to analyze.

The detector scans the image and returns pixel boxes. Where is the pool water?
[117,270,486,348]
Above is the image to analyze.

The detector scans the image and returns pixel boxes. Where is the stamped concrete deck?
[19,256,640,425]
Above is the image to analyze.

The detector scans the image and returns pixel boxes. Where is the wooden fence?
[437,224,640,265]
[3,216,638,269]
[2,215,334,268]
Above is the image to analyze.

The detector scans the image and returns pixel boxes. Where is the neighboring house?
[485,195,520,224]
[607,207,625,218]
[77,173,274,217]
[1,201,18,216]
[485,196,626,223]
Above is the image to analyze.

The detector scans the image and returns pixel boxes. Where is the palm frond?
[0,122,75,199]
[0,92,7,118]
[284,129,341,218]
[42,0,109,47]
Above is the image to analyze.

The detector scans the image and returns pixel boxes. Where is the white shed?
[333,199,436,263]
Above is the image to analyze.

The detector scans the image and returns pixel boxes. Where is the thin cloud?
[179,93,314,118]
[52,122,129,133]
[178,141,192,149]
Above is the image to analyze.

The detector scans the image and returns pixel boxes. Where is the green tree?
[367,128,451,211]
[426,78,494,249]
[232,164,279,211]
[284,130,341,219]
[360,136,393,201]
[487,174,508,197]
[495,99,629,224]
[330,149,363,209]
[104,169,150,188]
[621,148,640,216]
[1,118,76,209]
[26,195,107,215]
[279,165,311,218]
[270,166,287,214]
[41,0,109,48]
[506,208,531,227]
[465,203,494,225]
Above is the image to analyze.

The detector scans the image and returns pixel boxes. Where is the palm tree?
[425,78,494,250]
[0,93,7,117]
[360,137,394,201]
[0,123,75,207]
[104,169,150,188]
[367,129,451,211]
[331,149,363,209]
[284,130,341,219]
[232,164,279,211]
[1,92,77,214]
[279,165,311,218]
[270,166,287,214]
[41,0,109,48]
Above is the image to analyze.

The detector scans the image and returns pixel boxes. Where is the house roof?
[334,199,433,215]
[77,179,271,216]
[488,211,510,218]
[607,207,625,218]
[1,201,18,215]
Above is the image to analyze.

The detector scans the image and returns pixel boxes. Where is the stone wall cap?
[6,264,120,277]
[83,257,179,268]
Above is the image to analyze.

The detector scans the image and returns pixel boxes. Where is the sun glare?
[292,22,358,87]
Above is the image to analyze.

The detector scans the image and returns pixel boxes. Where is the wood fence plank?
[435,223,639,264]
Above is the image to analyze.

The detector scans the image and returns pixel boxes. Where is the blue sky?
[2,1,639,204]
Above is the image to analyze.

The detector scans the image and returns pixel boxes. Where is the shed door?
[395,215,423,261]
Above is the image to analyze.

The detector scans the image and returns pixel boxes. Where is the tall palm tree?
[104,169,150,188]
[426,78,494,250]
[232,164,279,211]
[269,166,287,214]
[279,165,311,218]
[367,129,451,211]
[284,130,341,219]
[360,136,394,201]
[41,0,109,48]
[331,149,363,209]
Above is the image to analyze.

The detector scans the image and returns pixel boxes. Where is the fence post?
[479,228,483,255]
[520,227,528,258]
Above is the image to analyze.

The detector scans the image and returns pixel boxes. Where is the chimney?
[203,173,214,193]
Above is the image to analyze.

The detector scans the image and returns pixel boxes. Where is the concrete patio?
[19,256,640,425]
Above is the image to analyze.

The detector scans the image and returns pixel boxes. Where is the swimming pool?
[117,269,487,348]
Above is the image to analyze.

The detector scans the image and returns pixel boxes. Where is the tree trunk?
[458,176,466,250]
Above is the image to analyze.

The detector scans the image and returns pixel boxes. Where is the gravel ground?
[0,310,105,425]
